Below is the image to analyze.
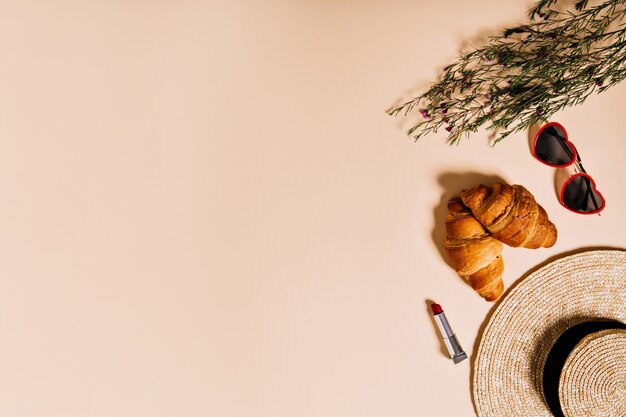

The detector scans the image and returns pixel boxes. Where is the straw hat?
[558,329,626,417]
[472,250,626,417]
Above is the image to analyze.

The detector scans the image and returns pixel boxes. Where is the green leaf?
[574,0,589,11]
[503,26,529,38]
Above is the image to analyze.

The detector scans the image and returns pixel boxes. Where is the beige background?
[0,1,624,416]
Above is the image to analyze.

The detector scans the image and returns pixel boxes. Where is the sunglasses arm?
[573,160,586,174]
[554,130,577,162]
[555,130,585,168]
[572,161,601,215]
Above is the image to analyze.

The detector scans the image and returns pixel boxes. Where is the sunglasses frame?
[532,121,577,168]
[559,172,605,215]
[533,122,606,215]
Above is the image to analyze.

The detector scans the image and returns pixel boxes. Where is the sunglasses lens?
[562,176,604,213]
[536,125,575,166]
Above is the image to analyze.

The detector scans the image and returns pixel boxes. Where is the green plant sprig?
[389,0,626,145]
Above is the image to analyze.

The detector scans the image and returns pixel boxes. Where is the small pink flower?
[420,109,431,120]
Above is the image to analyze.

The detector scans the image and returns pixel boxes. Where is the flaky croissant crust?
[444,184,558,302]
[460,183,557,249]
[444,198,504,301]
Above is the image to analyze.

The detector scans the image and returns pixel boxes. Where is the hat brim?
[472,250,626,417]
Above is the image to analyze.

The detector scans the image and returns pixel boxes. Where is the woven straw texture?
[472,250,626,417]
[558,329,626,417]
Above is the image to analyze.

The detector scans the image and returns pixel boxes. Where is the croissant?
[444,198,504,301]
[460,183,557,249]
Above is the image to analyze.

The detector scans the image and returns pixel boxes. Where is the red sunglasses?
[532,122,605,215]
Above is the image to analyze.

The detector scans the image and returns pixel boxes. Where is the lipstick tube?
[431,303,468,364]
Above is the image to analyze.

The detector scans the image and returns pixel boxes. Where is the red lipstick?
[431,303,443,315]
[430,303,467,364]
